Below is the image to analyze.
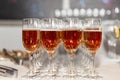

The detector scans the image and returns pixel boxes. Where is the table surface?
[0,55,120,80]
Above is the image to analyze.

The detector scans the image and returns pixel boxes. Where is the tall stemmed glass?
[61,18,82,77]
[40,18,61,76]
[113,20,120,64]
[22,18,40,78]
[83,18,102,79]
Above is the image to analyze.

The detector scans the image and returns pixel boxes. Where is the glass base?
[83,72,103,80]
[62,69,80,78]
[21,70,37,79]
[42,67,58,77]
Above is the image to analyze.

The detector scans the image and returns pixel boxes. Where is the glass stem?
[28,55,35,76]
[92,57,95,74]
[29,56,32,70]
[69,50,76,76]
[48,53,54,75]
[30,52,37,74]
[70,57,74,71]
[91,52,96,76]
[33,52,38,73]
[90,52,102,79]
[49,56,52,69]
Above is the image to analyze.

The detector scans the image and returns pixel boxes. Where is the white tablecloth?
[0,58,120,80]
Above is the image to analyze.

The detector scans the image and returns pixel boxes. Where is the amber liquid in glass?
[83,29,102,57]
[22,29,40,52]
[61,29,82,57]
[40,30,60,56]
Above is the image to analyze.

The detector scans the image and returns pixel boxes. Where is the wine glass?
[83,18,102,79]
[22,18,40,78]
[112,20,120,63]
[40,18,61,76]
[61,18,82,77]
[103,20,120,59]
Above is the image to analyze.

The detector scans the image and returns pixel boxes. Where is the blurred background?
[0,0,120,19]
